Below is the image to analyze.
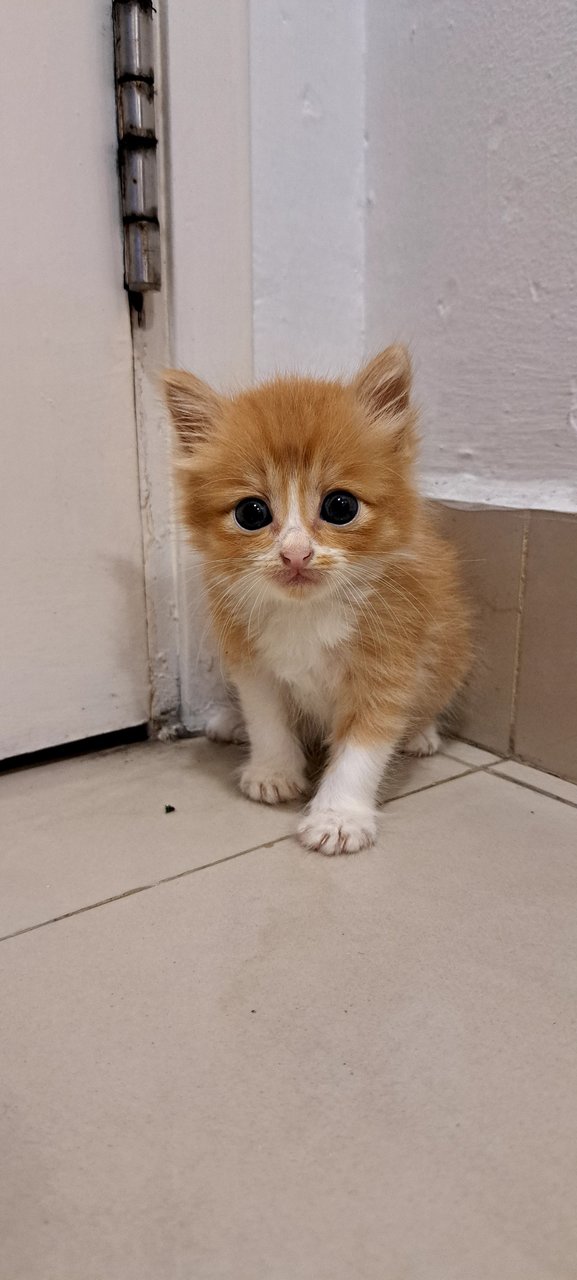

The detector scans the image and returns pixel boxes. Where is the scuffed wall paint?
[365,0,577,509]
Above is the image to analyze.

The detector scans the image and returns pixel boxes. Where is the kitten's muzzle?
[274,533,320,590]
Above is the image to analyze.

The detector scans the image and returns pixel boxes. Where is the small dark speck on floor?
[164,804,176,814]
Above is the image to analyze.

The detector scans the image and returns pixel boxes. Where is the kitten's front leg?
[298,736,395,855]
[234,670,308,805]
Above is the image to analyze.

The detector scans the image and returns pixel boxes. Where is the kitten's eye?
[320,490,359,525]
[234,497,273,531]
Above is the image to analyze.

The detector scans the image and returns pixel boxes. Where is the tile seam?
[509,513,530,753]
[486,766,577,811]
[1,766,501,946]
[0,834,294,945]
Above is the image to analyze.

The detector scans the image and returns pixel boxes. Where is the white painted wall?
[248,0,577,508]
[250,0,366,380]
[165,0,253,392]
[365,0,577,510]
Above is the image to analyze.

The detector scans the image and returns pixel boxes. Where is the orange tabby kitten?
[164,346,471,854]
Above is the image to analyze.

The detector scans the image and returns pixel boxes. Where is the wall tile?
[434,504,527,755]
[514,512,577,783]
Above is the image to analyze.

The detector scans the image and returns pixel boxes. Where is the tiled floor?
[2,737,577,1279]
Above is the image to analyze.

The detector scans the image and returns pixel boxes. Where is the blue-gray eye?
[234,497,273,531]
[320,490,359,525]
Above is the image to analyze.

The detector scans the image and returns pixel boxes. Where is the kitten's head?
[163,346,419,608]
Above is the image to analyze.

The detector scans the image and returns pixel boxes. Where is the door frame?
[140,0,254,734]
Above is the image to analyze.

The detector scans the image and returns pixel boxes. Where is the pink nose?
[280,546,313,568]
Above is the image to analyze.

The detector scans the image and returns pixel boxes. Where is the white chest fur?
[256,598,354,727]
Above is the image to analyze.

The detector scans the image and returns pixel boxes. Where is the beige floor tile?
[1,741,473,940]
[383,749,470,799]
[441,737,502,767]
[0,738,297,938]
[490,759,577,807]
[2,769,576,1280]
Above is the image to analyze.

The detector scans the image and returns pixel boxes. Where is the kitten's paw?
[240,766,309,805]
[402,724,441,757]
[298,808,377,856]
[205,705,247,745]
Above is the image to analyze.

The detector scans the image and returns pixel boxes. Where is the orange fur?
[164,347,472,852]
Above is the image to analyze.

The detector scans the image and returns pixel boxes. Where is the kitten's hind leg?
[205,701,247,744]
[402,722,441,757]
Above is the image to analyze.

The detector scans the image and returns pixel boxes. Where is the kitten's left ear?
[353,345,416,459]
[162,369,222,448]
[354,344,412,420]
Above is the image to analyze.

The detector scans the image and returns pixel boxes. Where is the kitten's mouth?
[272,567,321,591]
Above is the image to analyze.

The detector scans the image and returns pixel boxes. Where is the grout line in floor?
[3,748,569,947]
[0,763,488,946]
[439,751,502,768]
[485,766,577,811]
[0,834,295,946]
[12,755,566,949]
[382,759,495,805]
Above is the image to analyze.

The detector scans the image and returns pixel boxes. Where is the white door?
[0,1,151,759]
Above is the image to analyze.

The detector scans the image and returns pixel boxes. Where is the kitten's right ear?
[162,369,221,448]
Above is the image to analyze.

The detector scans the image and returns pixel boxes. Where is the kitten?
[164,346,472,855]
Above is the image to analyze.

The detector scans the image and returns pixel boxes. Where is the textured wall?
[365,0,577,509]
[250,0,366,380]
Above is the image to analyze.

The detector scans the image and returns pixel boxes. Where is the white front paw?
[298,807,377,855]
[240,765,309,805]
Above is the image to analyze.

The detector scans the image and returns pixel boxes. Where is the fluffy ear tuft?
[162,369,222,447]
[354,345,412,420]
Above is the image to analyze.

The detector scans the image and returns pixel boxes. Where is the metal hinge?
[112,0,161,299]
